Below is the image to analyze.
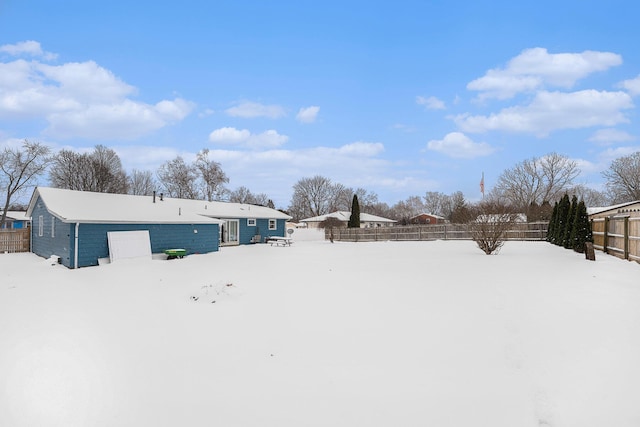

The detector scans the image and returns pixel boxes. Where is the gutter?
[74,222,79,269]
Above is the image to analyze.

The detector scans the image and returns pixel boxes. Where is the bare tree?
[157,156,199,199]
[354,188,380,212]
[366,201,392,218]
[1,140,51,226]
[567,184,611,207]
[289,175,337,219]
[493,152,579,215]
[228,186,271,205]
[195,148,228,201]
[49,149,94,191]
[128,169,157,196]
[49,145,128,193]
[423,191,449,217]
[470,201,520,255]
[389,196,425,224]
[330,183,353,212]
[91,145,128,193]
[602,151,640,203]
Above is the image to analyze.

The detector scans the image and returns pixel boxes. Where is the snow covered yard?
[1,237,640,427]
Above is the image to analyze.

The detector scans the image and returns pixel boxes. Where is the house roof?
[410,213,446,220]
[587,200,640,216]
[0,211,30,221]
[300,211,396,223]
[27,187,290,224]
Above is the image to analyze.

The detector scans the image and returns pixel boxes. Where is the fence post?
[624,216,630,260]
[603,217,609,254]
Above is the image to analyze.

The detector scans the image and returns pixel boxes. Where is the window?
[268,219,277,230]
[51,216,55,237]
[38,215,43,237]
[247,218,256,227]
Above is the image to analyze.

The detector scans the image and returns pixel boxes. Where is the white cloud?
[336,141,384,156]
[225,101,286,119]
[455,90,634,136]
[248,130,289,148]
[426,132,494,158]
[208,127,288,149]
[209,127,251,143]
[416,95,446,110]
[296,106,320,123]
[467,47,622,100]
[0,45,195,139]
[198,108,215,118]
[0,40,57,60]
[588,128,635,145]
[45,98,193,140]
[37,61,136,102]
[618,74,640,96]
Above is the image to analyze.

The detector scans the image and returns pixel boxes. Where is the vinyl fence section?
[0,228,30,253]
[591,217,640,263]
[325,222,549,242]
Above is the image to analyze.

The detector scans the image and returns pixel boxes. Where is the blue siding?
[77,223,219,267]
[239,218,287,244]
[30,197,75,267]
[30,195,220,268]
[224,217,288,245]
[239,218,259,245]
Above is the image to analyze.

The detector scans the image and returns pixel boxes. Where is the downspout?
[74,222,79,269]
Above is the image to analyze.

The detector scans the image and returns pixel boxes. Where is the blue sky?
[1,0,639,208]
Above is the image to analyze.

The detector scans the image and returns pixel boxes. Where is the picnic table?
[265,236,293,246]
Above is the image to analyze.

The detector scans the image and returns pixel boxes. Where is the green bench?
[164,248,187,259]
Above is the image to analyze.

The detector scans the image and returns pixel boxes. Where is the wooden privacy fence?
[0,228,30,253]
[325,222,549,242]
[591,217,640,263]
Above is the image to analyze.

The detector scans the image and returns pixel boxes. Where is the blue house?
[27,187,223,268]
[162,198,292,246]
[0,211,30,229]
[26,187,292,268]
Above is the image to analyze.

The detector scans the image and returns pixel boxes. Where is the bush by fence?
[592,217,640,263]
[324,222,549,242]
[0,229,30,253]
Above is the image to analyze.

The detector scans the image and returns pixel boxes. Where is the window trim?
[51,216,55,238]
[247,218,256,227]
[268,219,277,230]
[38,215,43,237]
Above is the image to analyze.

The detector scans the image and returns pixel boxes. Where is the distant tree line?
[44,145,274,207]
[2,140,640,229]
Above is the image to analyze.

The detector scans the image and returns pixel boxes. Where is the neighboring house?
[409,213,446,225]
[588,200,640,219]
[300,211,397,229]
[26,187,291,268]
[0,211,31,229]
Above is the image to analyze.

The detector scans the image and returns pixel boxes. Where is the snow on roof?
[587,200,640,215]
[410,212,446,219]
[0,211,30,221]
[27,187,290,224]
[300,211,396,223]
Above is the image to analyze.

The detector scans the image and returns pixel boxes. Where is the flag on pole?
[480,172,485,196]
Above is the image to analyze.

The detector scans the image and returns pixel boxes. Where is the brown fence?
[0,228,30,253]
[325,222,549,242]
[592,217,640,263]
